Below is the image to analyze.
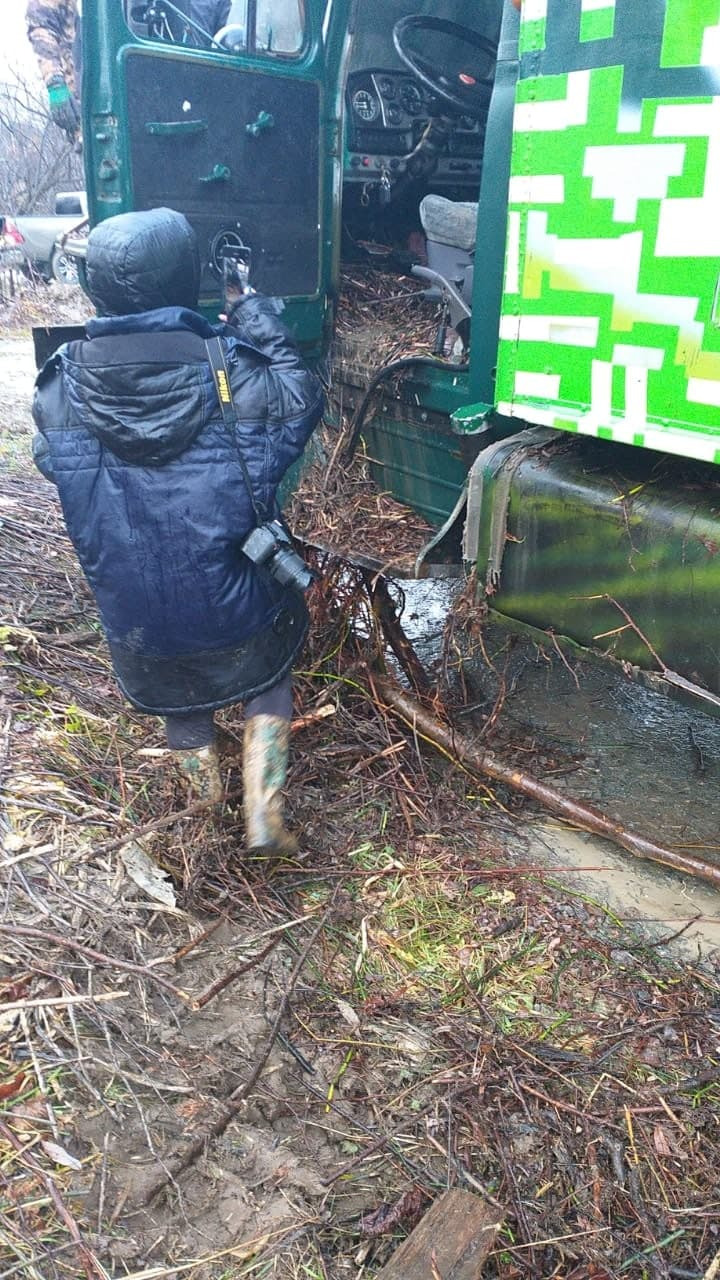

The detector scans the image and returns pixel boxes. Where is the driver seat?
[417,195,477,336]
[419,195,477,281]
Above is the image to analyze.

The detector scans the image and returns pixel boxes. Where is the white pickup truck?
[1,192,88,284]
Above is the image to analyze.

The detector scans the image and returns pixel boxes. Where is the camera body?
[242,520,315,594]
[220,243,253,312]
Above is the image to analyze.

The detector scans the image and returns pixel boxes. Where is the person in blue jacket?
[32,207,323,856]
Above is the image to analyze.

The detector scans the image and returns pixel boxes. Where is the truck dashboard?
[344,68,486,190]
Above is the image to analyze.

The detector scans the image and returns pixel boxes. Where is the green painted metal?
[451,402,493,434]
[144,118,209,136]
[332,333,478,526]
[245,109,276,136]
[493,0,720,466]
[198,163,232,183]
[362,406,469,527]
[81,0,352,356]
[468,430,720,695]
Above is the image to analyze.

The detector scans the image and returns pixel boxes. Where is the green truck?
[54,0,720,703]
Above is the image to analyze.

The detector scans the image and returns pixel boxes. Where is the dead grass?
[288,432,434,575]
[288,268,445,574]
[0,278,92,338]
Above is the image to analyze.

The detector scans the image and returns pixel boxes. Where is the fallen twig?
[91,788,243,856]
[322,1079,482,1187]
[193,935,281,1009]
[0,1119,105,1280]
[290,702,337,732]
[363,570,431,694]
[703,1247,720,1280]
[0,991,127,1013]
[0,924,193,1004]
[167,916,226,964]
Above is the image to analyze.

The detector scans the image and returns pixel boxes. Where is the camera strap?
[205,336,267,524]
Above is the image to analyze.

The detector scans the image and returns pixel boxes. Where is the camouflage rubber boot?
[176,744,223,805]
[243,715,298,856]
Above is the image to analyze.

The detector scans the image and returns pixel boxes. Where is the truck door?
[82,0,353,354]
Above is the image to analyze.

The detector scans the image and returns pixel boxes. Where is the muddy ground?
[2,301,720,1280]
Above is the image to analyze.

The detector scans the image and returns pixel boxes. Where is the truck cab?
[75,0,720,701]
[87,1,502,344]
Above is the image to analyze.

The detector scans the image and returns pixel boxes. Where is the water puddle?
[398,581,720,960]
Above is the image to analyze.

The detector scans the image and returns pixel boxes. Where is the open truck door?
[81,0,353,355]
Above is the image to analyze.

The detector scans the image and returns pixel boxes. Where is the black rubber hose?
[344,356,470,461]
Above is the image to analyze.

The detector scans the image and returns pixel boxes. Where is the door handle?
[145,119,208,136]
[246,111,275,137]
[199,164,231,184]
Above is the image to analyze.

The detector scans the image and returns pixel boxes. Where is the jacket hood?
[56,308,269,467]
[86,209,201,315]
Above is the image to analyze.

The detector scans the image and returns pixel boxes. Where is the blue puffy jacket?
[32,212,323,716]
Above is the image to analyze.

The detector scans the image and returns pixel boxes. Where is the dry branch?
[377,678,720,888]
[363,570,431,693]
[0,923,193,1004]
[0,1119,104,1280]
[704,1248,720,1280]
[192,935,281,1009]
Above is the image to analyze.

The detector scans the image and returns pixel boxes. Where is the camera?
[242,520,316,593]
[220,242,253,312]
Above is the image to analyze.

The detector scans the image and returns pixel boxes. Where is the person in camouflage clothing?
[26,0,81,141]
[26,1,232,142]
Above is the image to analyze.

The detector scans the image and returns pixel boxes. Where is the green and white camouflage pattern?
[495,0,720,464]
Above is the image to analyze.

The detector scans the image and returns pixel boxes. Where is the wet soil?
[466,622,720,853]
[72,921,357,1271]
[402,587,720,960]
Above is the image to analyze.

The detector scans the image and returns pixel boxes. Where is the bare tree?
[0,69,83,215]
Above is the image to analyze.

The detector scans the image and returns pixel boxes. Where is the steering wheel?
[393,17,497,120]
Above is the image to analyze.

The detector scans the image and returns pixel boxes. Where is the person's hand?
[47,75,81,139]
[511,0,521,9]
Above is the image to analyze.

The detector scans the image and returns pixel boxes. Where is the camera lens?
[271,547,314,592]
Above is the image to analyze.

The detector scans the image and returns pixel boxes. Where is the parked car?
[3,192,88,284]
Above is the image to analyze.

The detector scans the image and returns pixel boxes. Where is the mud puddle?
[463,620,720,848]
[520,820,720,963]
[400,580,719,853]
[399,585,720,961]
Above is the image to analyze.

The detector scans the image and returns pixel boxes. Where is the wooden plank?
[376,1189,502,1280]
